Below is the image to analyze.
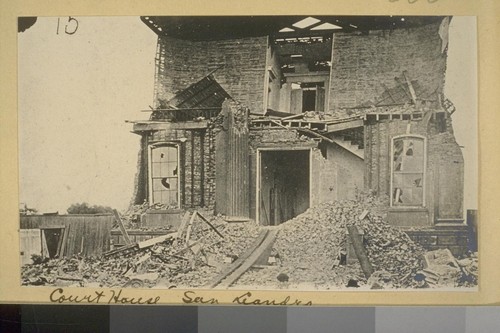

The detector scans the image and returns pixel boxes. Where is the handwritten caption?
[182,291,313,306]
[49,288,160,305]
[49,288,313,306]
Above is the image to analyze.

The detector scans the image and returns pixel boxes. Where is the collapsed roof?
[141,16,445,41]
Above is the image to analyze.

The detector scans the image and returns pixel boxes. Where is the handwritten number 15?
[56,17,79,35]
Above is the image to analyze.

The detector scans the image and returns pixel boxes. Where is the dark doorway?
[259,150,310,225]
[42,228,63,258]
[302,90,316,112]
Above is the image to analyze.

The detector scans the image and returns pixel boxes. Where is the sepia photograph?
[17,15,478,292]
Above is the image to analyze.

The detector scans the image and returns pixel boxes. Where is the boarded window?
[391,136,425,207]
[150,145,179,207]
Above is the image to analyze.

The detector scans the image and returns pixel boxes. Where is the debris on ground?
[416,248,478,288]
[236,192,426,289]
[21,212,261,288]
[21,193,477,290]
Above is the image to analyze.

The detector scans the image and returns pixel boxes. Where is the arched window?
[149,144,179,207]
[390,135,426,207]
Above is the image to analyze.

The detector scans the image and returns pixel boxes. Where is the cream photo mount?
[1,0,498,306]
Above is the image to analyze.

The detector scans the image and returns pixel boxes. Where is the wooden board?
[19,229,41,266]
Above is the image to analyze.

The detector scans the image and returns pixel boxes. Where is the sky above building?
[17,16,477,214]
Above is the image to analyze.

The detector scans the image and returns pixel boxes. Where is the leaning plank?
[55,227,66,258]
[196,212,224,238]
[217,229,278,289]
[60,225,70,257]
[347,225,374,279]
[184,211,198,243]
[206,230,269,288]
[137,232,178,249]
[113,209,132,245]
[103,243,137,257]
[175,211,191,241]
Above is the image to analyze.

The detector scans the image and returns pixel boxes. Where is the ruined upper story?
[142,16,451,117]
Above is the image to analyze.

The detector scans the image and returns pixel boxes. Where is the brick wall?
[156,35,268,113]
[365,114,464,225]
[329,21,446,109]
[132,126,217,210]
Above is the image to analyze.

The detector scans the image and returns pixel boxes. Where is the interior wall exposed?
[268,36,332,114]
[259,150,309,225]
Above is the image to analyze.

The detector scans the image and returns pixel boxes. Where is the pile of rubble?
[237,192,428,289]
[21,193,477,290]
[119,201,175,228]
[21,213,261,288]
[416,249,478,288]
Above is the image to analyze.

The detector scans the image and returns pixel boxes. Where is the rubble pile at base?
[21,194,477,290]
[241,192,427,289]
[355,214,426,288]
[21,215,261,288]
[348,193,426,288]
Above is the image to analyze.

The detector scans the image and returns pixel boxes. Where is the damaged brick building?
[128,16,467,256]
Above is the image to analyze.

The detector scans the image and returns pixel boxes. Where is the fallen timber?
[207,228,278,289]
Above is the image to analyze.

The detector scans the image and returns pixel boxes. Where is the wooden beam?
[325,119,364,133]
[403,71,417,104]
[185,211,198,243]
[296,128,334,143]
[55,227,66,258]
[347,225,373,279]
[137,232,177,249]
[132,120,208,133]
[113,209,132,245]
[196,212,224,238]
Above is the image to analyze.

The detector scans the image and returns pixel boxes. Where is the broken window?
[150,145,179,207]
[391,136,425,207]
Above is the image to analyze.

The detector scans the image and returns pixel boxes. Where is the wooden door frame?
[255,147,312,225]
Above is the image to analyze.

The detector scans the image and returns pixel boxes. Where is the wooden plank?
[217,229,278,289]
[20,229,42,266]
[55,227,66,258]
[185,211,198,243]
[206,230,269,288]
[403,71,417,104]
[296,128,334,143]
[113,209,132,245]
[59,225,69,257]
[196,212,224,239]
[347,225,374,279]
[103,243,138,257]
[137,232,177,249]
[132,120,208,133]
[325,119,364,133]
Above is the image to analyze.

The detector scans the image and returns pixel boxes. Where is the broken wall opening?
[259,149,310,225]
[267,35,332,114]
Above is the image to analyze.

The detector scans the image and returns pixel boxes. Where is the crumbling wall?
[266,44,282,111]
[215,100,250,217]
[132,126,217,210]
[309,143,365,207]
[365,114,464,226]
[130,135,149,205]
[156,35,268,113]
[330,21,447,109]
[310,148,336,206]
[328,143,365,200]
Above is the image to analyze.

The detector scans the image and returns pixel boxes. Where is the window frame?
[148,143,181,208]
[389,134,427,208]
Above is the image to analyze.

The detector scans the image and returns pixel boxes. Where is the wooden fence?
[20,214,113,258]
